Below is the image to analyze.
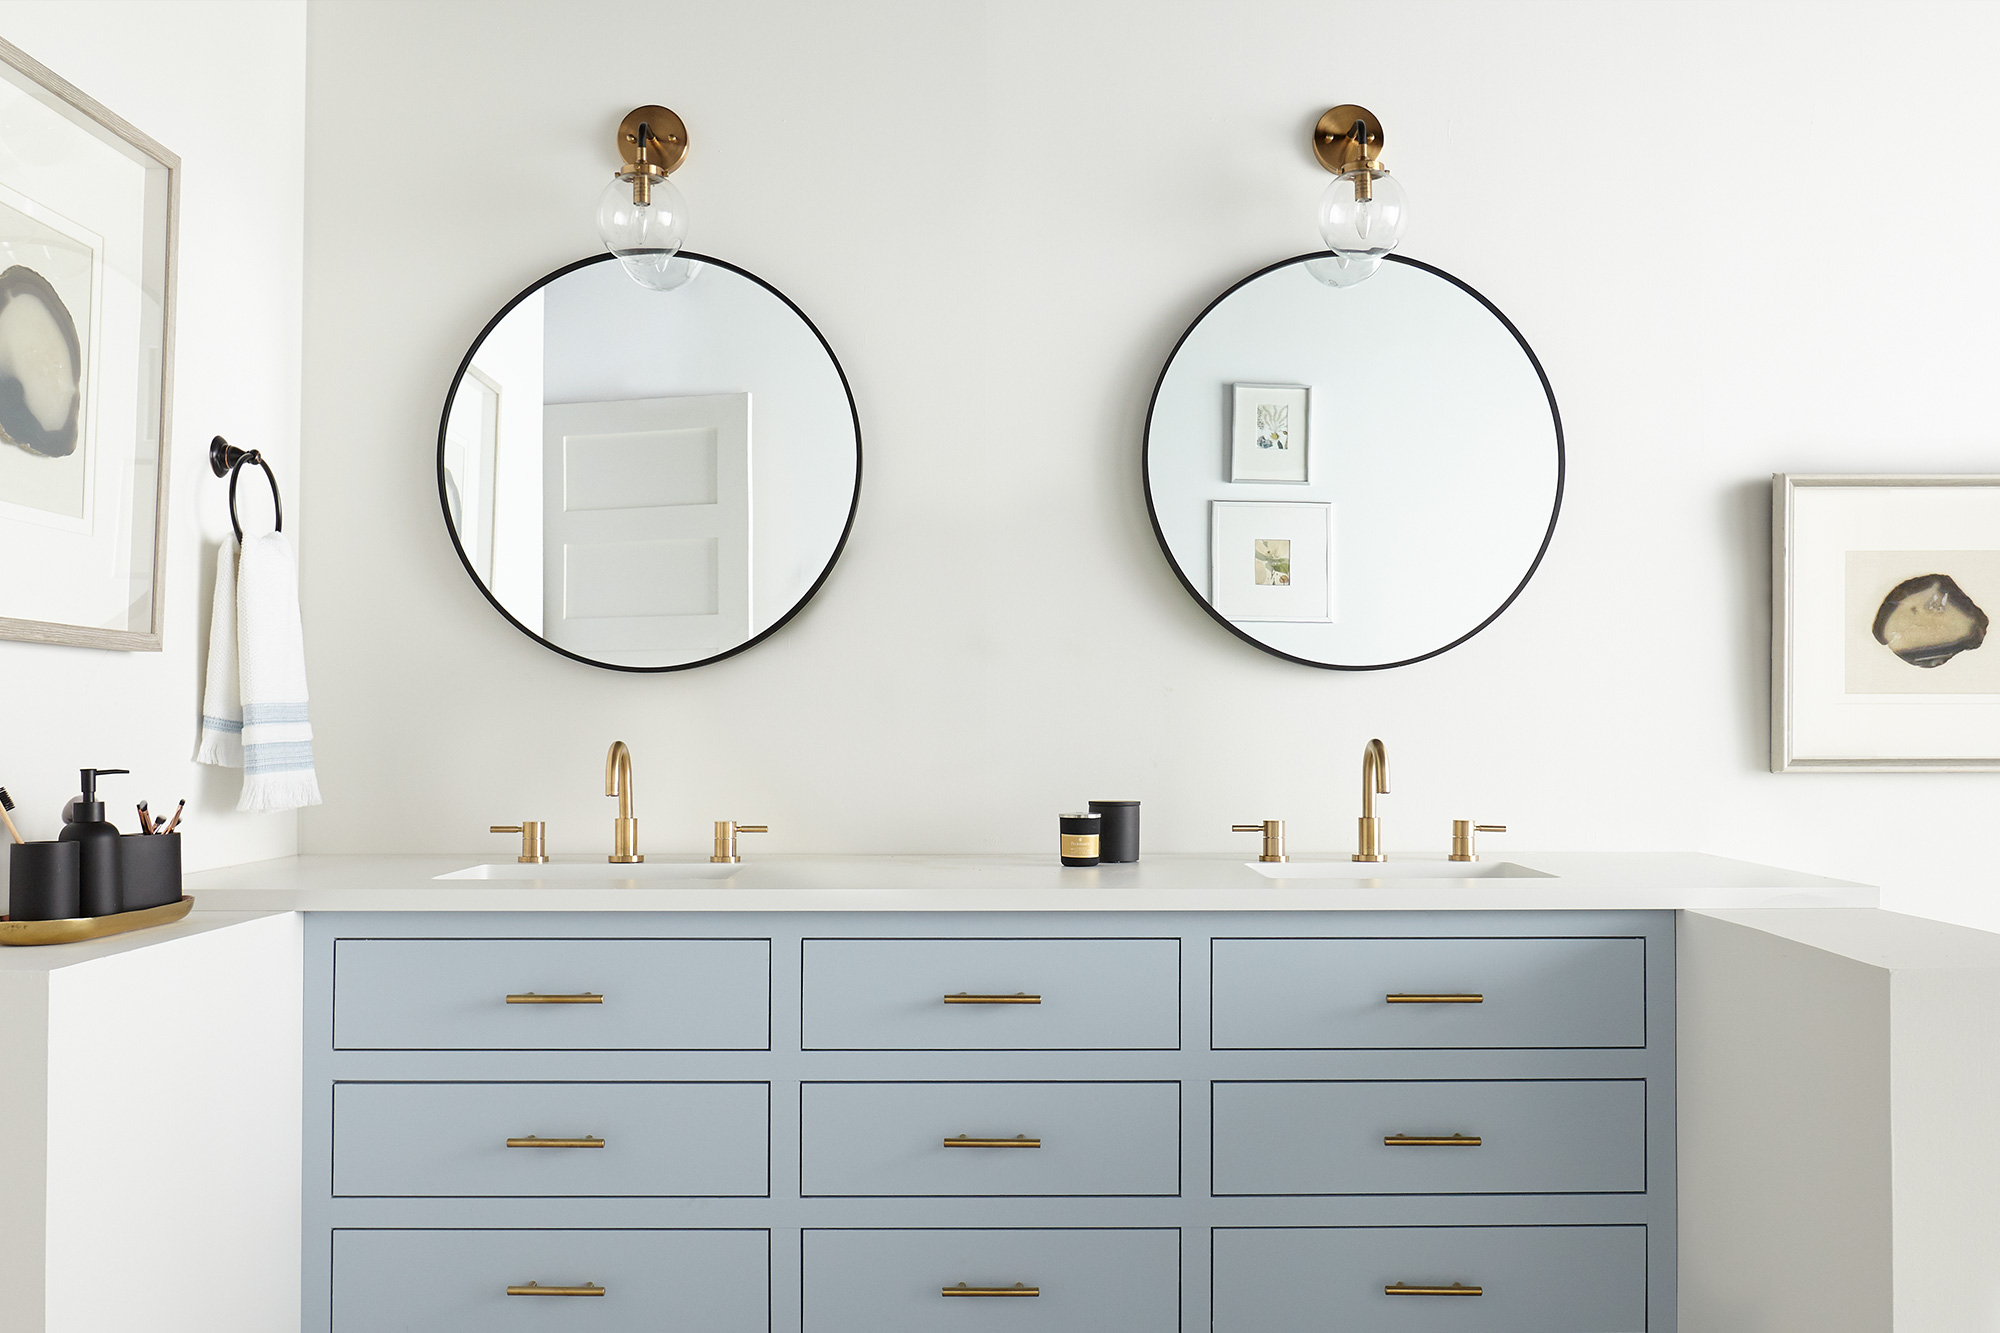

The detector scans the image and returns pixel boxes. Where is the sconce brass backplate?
[1314,104,1384,174]
[618,105,688,175]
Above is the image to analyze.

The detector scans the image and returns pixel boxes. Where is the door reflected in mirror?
[438,254,860,671]
[1144,254,1561,670]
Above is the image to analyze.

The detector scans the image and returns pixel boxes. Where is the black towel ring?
[209,435,282,543]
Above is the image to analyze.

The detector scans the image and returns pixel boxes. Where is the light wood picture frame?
[1773,473,2000,771]
[0,36,178,651]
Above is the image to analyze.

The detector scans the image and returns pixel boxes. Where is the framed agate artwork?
[1773,475,2000,771]
[0,37,178,650]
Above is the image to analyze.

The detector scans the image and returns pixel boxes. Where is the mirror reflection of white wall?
[462,289,544,635]
[439,368,497,583]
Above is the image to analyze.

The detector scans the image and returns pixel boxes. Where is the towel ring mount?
[209,435,282,542]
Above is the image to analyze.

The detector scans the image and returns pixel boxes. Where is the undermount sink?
[435,860,740,882]
[1245,860,1556,881]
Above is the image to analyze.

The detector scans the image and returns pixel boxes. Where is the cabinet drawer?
[333,1082,769,1197]
[1211,936,1644,1049]
[1212,1225,1645,1333]
[1212,1080,1644,1195]
[803,938,1179,1050]
[804,1228,1179,1333]
[333,937,770,1050]
[801,1082,1179,1197]
[332,1228,767,1332]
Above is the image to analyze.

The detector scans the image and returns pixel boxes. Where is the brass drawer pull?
[944,992,1041,1004]
[1386,1282,1482,1296]
[1385,1134,1481,1147]
[506,992,603,1004]
[506,1136,605,1149]
[507,1281,605,1297]
[943,1282,1039,1297]
[944,1134,1040,1148]
[1385,993,1482,1004]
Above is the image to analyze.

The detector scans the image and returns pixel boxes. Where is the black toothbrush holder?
[118,833,183,913]
[8,841,80,921]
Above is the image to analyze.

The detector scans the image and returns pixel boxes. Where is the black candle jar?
[1090,800,1140,862]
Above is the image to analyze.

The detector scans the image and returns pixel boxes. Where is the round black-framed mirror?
[438,252,861,672]
[1143,253,1562,671]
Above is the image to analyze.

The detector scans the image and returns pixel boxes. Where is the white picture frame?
[1229,382,1311,483]
[1209,500,1334,623]
[1773,473,2000,771]
[0,37,178,651]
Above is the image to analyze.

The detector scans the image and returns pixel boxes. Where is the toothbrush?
[0,789,22,844]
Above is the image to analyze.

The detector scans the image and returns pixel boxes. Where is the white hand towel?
[196,532,322,812]
[194,542,242,766]
[234,531,321,812]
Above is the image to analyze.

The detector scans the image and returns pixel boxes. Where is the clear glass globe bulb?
[1316,168,1408,260]
[595,173,693,291]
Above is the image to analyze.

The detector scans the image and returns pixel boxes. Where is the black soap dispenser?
[60,768,128,916]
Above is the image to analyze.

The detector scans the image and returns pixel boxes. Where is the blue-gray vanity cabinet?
[1211,1080,1645,1196]
[305,909,1674,1333]
[800,1081,1180,1197]
[801,937,1180,1049]
[332,1227,769,1332]
[1211,1224,1647,1332]
[802,1227,1181,1332]
[333,1081,771,1198]
[333,937,772,1050]
[1210,935,1647,1049]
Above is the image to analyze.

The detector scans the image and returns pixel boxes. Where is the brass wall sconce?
[594,105,697,290]
[1309,104,1409,287]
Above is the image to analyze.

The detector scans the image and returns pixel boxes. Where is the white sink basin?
[1245,860,1556,881]
[435,860,740,882]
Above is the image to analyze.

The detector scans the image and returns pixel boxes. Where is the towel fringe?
[237,769,322,814]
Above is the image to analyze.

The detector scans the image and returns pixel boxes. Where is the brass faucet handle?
[711,820,769,864]
[491,822,549,864]
[1232,820,1288,863]
[1449,820,1506,863]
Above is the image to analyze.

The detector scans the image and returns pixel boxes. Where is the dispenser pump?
[74,768,128,822]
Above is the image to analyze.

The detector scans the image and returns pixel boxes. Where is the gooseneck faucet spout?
[1354,737,1390,863]
[605,741,643,864]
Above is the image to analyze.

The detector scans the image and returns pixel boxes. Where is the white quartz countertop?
[179,851,1874,914]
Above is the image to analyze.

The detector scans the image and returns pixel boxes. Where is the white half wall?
[0,1,306,878]
[1680,908,2000,1329]
[301,0,2000,931]
[0,911,304,1333]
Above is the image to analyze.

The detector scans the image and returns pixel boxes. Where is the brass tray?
[0,895,193,946]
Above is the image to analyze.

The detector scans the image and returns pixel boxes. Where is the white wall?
[301,0,2000,931]
[0,2,305,876]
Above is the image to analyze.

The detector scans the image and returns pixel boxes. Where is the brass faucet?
[1353,738,1390,862]
[605,741,643,863]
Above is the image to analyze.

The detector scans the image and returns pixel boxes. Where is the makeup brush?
[160,799,185,835]
[0,789,23,845]
[138,799,152,833]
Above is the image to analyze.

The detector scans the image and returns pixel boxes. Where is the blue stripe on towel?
[243,702,312,725]
[245,740,317,774]
[202,715,244,733]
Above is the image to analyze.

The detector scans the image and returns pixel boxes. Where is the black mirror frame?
[437,251,863,673]
[1141,252,1564,671]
